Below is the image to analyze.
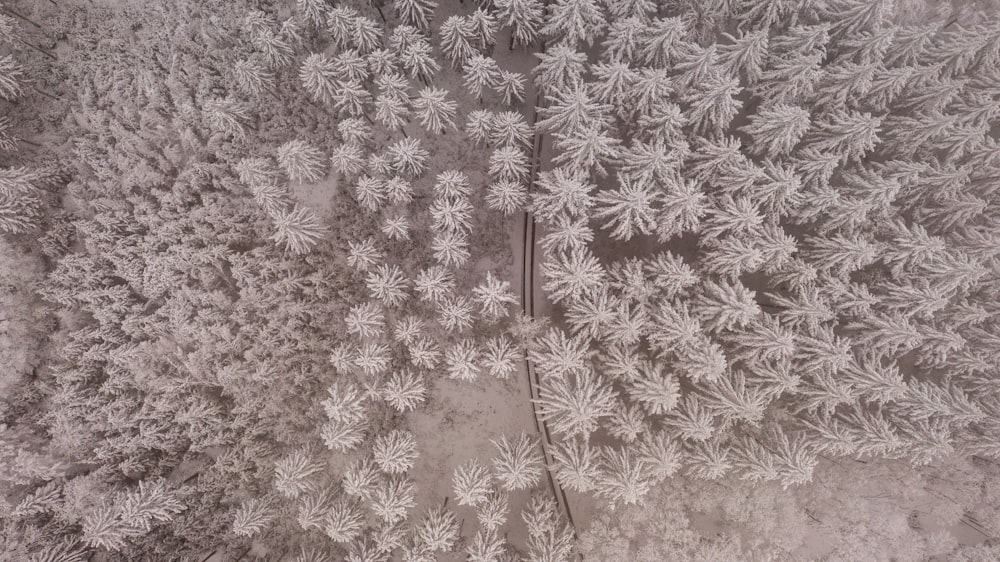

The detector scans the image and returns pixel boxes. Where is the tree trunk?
[372,1,387,22]
[17,37,57,61]
[2,7,42,29]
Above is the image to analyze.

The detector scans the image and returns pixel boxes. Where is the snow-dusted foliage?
[13,0,1000,559]
[502,0,1000,513]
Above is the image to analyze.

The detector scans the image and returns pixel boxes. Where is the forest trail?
[514,21,579,529]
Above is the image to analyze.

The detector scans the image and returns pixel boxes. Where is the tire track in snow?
[518,17,576,530]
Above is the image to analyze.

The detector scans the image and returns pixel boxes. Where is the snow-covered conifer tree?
[437,295,475,332]
[550,437,600,492]
[270,205,327,254]
[637,431,684,482]
[496,70,527,105]
[595,445,651,507]
[463,55,502,99]
[236,157,281,190]
[486,180,528,214]
[387,138,430,177]
[495,0,545,47]
[332,49,370,83]
[541,248,606,304]
[369,152,395,177]
[683,74,743,135]
[399,39,441,82]
[492,432,543,491]
[384,176,414,204]
[394,0,438,33]
[366,263,410,307]
[489,146,531,183]
[355,341,392,376]
[332,79,372,117]
[330,343,358,374]
[355,175,387,212]
[606,402,648,442]
[694,279,761,333]
[540,213,594,255]
[408,338,442,369]
[477,489,510,532]
[627,361,680,417]
[536,86,613,134]
[381,214,411,240]
[233,57,275,96]
[542,0,607,46]
[551,125,622,176]
[253,29,295,68]
[371,476,417,523]
[232,497,276,538]
[465,529,505,562]
[416,506,460,552]
[529,327,594,378]
[531,167,596,221]
[415,265,456,303]
[522,495,575,561]
[430,196,474,233]
[369,48,400,76]
[803,109,883,163]
[413,87,458,134]
[453,458,493,507]
[466,110,495,146]
[473,271,518,319]
[300,54,339,104]
[534,43,587,93]
[603,16,648,63]
[373,430,419,475]
[324,498,364,543]
[0,55,24,100]
[382,370,427,413]
[347,238,384,272]
[432,230,471,268]
[483,335,519,379]
[277,140,327,183]
[432,170,471,199]
[535,369,617,436]
[353,16,382,54]
[440,16,480,68]
[322,418,367,452]
[340,117,374,146]
[275,451,325,499]
[489,111,534,149]
[445,338,481,381]
[345,302,385,339]
[632,68,675,118]
[330,143,366,180]
[325,7,358,50]
[468,8,498,48]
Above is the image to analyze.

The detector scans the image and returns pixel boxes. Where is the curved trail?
[520,66,576,530]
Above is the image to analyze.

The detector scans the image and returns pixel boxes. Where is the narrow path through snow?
[515,18,578,529]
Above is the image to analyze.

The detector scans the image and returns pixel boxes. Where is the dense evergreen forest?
[3,0,1000,560]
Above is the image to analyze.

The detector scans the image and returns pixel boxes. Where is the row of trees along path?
[517,6,578,530]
